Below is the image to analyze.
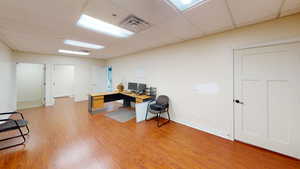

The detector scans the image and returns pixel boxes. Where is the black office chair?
[0,111,30,150]
[145,95,170,127]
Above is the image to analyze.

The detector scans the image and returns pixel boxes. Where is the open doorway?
[16,63,45,110]
[53,65,74,100]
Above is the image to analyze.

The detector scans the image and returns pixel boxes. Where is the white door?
[16,63,45,109]
[53,65,74,97]
[234,42,300,159]
[90,66,106,93]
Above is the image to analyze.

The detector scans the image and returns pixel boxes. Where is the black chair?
[145,95,170,127]
[0,111,30,150]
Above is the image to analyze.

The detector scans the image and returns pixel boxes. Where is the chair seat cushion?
[150,104,165,111]
[0,120,28,132]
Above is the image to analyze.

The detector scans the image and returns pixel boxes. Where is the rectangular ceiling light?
[77,14,134,38]
[64,40,104,50]
[168,0,206,11]
[58,49,90,56]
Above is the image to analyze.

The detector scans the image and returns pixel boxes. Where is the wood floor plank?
[0,97,299,169]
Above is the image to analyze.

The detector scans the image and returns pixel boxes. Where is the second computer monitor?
[128,82,138,91]
[138,83,146,91]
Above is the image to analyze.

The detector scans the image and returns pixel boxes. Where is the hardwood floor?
[0,97,299,169]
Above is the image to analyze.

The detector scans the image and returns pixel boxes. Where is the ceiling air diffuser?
[119,15,151,33]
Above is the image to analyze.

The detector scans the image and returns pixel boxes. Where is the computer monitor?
[138,83,146,91]
[128,82,137,91]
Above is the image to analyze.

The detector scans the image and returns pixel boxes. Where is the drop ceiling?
[0,0,299,59]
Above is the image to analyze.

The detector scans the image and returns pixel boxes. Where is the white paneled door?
[53,65,74,98]
[234,42,300,159]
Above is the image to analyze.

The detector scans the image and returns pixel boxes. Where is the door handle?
[234,99,244,104]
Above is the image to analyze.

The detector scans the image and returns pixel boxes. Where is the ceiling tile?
[0,0,86,33]
[184,0,234,35]
[158,15,204,40]
[69,26,121,46]
[111,0,180,25]
[0,29,62,54]
[83,0,131,26]
[96,25,183,58]
[128,26,182,49]
[0,30,17,50]
[0,18,65,38]
[280,0,300,17]
[227,0,283,27]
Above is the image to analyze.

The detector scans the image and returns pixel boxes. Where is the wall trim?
[234,37,300,50]
[74,97,88,102]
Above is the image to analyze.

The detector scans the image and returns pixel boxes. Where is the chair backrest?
[150,87,157,97]
[156,95,169,106]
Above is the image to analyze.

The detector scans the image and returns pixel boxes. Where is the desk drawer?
[92,97,104,109]
[136,98,144,103]
[93,96,104,99]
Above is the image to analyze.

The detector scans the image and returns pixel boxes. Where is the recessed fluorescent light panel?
[77,14,134,38]
[64,40,104,50]
[168,0,206,11]
[58,49,90,56]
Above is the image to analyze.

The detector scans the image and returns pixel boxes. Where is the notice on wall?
[193,83,220,94]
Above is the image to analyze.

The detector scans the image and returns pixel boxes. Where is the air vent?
[120,15,151,33]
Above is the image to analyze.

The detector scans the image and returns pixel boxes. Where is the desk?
[88,91,154,122]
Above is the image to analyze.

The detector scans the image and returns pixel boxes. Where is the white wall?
[90,65,107,93]
[0,41,16,117]
[13,52,106,105]
[107,14,300,140]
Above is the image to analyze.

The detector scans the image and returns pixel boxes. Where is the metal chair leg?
[157,109,170,127]
[17,125,26,144]
[0,142,25,151]
[155,114,158,121]
[19,112,30,135]
[24,125,30,135]
[0,135,25,142]
[157,113,161,127]
[145,110,149,120]
[0,125,26,151]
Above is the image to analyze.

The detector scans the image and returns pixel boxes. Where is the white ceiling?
[0,0,299,59]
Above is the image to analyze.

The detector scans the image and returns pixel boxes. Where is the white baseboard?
[74,98,88,102]
[45,103,54,106]
[171,118,234,141]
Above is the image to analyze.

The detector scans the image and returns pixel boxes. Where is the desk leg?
[88,95,92,113]
[123,99,131,107]
[136,101,154,123]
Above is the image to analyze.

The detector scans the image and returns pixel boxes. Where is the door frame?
[232,38,300,141]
